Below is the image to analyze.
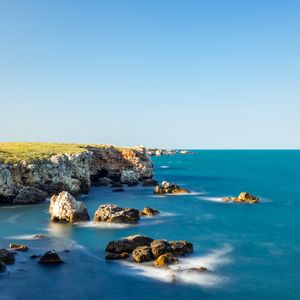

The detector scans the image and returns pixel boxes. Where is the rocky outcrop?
[38,250,63,264]
[132,246,153,263]
[154,181,190,195]
[150,240,173,258]
[147,149,193,156]
[223,192,259,204]
[0,146,153,205]
[0,262,6,273]
[154,253,178,267]
[49,191,90,223]
[139,207,160,217]
[0,249,15,265]
[169,241,193,255]
[94,204,140,224]
[9,243,29,252]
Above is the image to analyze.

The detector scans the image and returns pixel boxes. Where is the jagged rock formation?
[154,181,190,195]
[49,191,90,223]
[0,145,153,205]
[38,250,63,264]
[223,192,259,204]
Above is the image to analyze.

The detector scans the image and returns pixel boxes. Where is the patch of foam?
[159,166,170,169]
[5,213,23,224]
[120,244,233,287]
[198,196,227,203]
[75,221,133,229]
[4,234,47,240]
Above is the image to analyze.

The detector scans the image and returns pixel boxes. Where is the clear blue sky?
[0,0,299,149]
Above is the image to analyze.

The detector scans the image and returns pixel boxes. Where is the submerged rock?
[142,178,159,187]
[132,246,153,263]
[94,204,140,224]
[223,192,259,204]
[0,249,15,265]
[154,253,178,267]
[9,243,29,252]
[150,240,173,258]
[105,252,129,260]
[0,262,7,273]
[105,235,153,254]
[38,250,63,264]
[154,181,190,195]
[169,241,194,256]
[139,207,160,217]
[49,191,90,223]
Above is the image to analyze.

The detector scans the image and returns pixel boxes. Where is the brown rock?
[154,181,190,195]
[132,246,153,263]
[150,240,173,258]
[223,192,259,204]
[9,243,29,252]
[169,241,193,256]
[105,252,129,260]
[155,253,178,267]
[140,207,160,217]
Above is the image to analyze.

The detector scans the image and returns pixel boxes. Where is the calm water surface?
[0,150,299,300]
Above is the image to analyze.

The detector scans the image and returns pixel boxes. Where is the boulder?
[94,204,140,224]
[132,246,153,263]
[14,186,47,204]
[154,181,190,195]
[169,241,193,256]
[139,207,160,217]
[0,262,7,273]
[105,252,129,260]
[38,250,63,264]
[223,192,259,204]
[154,253,178,267]
[150,240,173,258]
[105,235,153,254]
[9,243,28,252]
[142,179,159,187]
[0,249,15,265]
[120,170,139,186]
[49,191,90,223]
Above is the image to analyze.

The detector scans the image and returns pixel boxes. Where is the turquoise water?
[0,150,299,300]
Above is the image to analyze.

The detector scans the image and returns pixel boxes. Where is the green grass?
[0,142,108,164]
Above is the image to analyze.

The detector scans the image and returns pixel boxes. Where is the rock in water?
[9,243,29,252]
[132,246,153,263]
[0,249,15,265]
[150,240,173,258]
[142,178,159,187]
[0,262,7,273]
[154,181,190,195]
[223,192,259,204]
[105,252,129,260]
[169,241,194,255]
[154,253,178,267]
[105,235,153,254]
[94,204,140,224]
[139,207,160,217]
[38,250,63,264]
[49,191,90,223]
[120,170,139,186]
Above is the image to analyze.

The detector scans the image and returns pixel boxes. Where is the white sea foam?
[4,234,48,240]
[159,166,170,169]
[120,244,233,287]
[197,196,227,203]
[5,213,23,224]
[75,221,133,229]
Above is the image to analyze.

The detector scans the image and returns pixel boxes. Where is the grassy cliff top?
[0,142,108,164]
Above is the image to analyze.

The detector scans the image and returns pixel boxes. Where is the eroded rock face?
[154,181,190,195]
[94,204,140,224]
[154,253,178,267]
[0,249,15,265]
[132,246,153,263]
[14,187,47,204]
[223,192,259,204]
[120,170,139,186]
[150,240,173,258]
[105,235,153,255]
[39,250,63,264]
[49,191,90,223]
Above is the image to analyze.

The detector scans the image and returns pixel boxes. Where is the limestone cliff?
[0,145,153,205]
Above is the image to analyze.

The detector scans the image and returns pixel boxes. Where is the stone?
[105,252,129,260]
[30,255,41,259]
[132,246,153,263]
[154,181,190,195]
[105,235,153,254]
[14,186,47,204]
[223,192,259,204]
[94,204,140,224]
[9,243,29,252]
[154,253,178,267]
[142,179,159,187]
[120,170,139,185]
[112,188,125,192]
[140,207,160,217]
[150,240,173,258]
[96,177,113,186]
[0,249,15,265]
[33,234,47,239]
[49,191,90,223]
[0,262,7,273]
[38,250,63,264]
[169,241,193,256]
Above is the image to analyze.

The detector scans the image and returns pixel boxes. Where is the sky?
[0,0,299,149]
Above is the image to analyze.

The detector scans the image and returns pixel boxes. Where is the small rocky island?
[154,181,190,194]
[223,192,259,204]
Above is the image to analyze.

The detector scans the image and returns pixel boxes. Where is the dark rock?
[132,246,153,263]
[150,240,173,258]
[142,179,159,187]
[38,250,63,264]
[9,243,29,252]
[155,253,178,267]
[30,255,41,259]
[14,186,47,204]
[154,181,190,195]
[105,235,153,254]
[0,249,15,265]
[105,252,129,260]
[0,262,7,273]
[169,241,193,256]
[112,188,125,192]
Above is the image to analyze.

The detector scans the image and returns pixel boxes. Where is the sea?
[0,150,299,300]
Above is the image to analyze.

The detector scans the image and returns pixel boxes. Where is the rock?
[223,192,259,204]
[142,179,159,187]
[33,234,47,239]
[112,188,125,192]
[105,252,129,260]
[9,243,29,252]
[0,249,15,265]
[169,241,193,256]
[0,262,7,273]
[140,207,160,217]
[120,170,139,186]
[150,240,173,258]
[154,181,190,195]
[94,204,140,224]
[49,191,90,223]
[38,250,63,264]
[185,267,208,273]
[154,253,178,267]
[96,177,113,186]
[30,255,41,259]
[132,246,153,263]
[14,186,47,204]
[105,235,153,254]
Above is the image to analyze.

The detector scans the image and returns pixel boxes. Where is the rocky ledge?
[223,192,259,204]
[0,144,153,205]
[154,181,190,195]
